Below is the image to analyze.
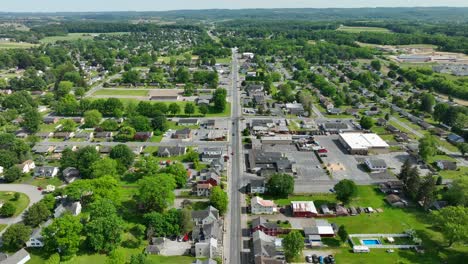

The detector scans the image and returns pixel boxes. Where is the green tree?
[418,135,438,162]
[23,108,42,132]
[334,179,358,204]
[75,87,86,98]
[266,173,294,198]
[213,88,227,113]
[370,60,382,71]
[129,253,149,264]
[110,144,135,169]
[128,115,151,131]
[84,110,102,128]
[360,116,374,129]
[199,104,209,115]
[420,93,435,113]
[122,70,139,84]
[90,157,118,178]
[100,119,119,131]
[168,103,181,115]
[338,225,348,243]
[151,111,168,132]
[180,207,193,234]
[283,230,304,262]
[418,174,436,209]
[61,119,77,132]
[184,103,195,116]
[137,174,176,213]
[2,223,32,250]
[445,177,468,206]
[23,201,51,227]
[144,209,181,237]
[106,250,126,264]
[431,206,468,247]
[458,143,468,156]
[209,186,228,215]
[86,213,124,253]
[43,214,83,259]
[4,166,23,183]
[76,146,101,178]
[0,150,19,169]
[56,81,73,98]
[0,202,16,217]
[162,163,188,188]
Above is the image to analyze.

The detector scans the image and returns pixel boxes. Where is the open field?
[337,26,392,33]
[0,42,37,49]
[40,32,129,44]
[92,89,149,96]
[0,192,30,217]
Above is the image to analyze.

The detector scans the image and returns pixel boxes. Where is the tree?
[457,143,468,156]
[418,174,436,209]
[199,104,209,115]
[129,253,149,264]
[371,60,382,71]
[162,163,188,188]
[84,110,102,128]
[122,70,139,84]
[266,173,294,198]
[433,103,450,123]
[56,81,73,98]
[106,250,126,264]
[384,113,390,121]
[168,103,181,115]
[23,201,51,227]
[137,174,176,213]
[151,111,168,132]
[418,135,438,162]
[90,157,119,178]
[128,115,151,131]
[4,166,23,183]
[0,150,19,169]
[445,177,468,206]
[43,214,83,259]
[420,93,435,113]
[86,213,124,253]
[184,103,195,116]
[23,108,42,132]
[2,224,32,250]
[406,167,421,200]
[359,116,374,129]
[431,206,468,247]
[210,186,228,215]
[338,225,348,243]
[180,207,193,234]
[0,202,16,217]
[76,146,101,178]
[100,119,119,131]
[213,88,227,113]
[75,87,86,98]
[110,144,135,169]
[283,230,304,262]
[61,119,77,132]
[334,179,358,204]
[144,209,181,237]
[60,148,77,170]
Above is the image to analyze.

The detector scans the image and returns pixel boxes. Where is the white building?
[338,133,389,155]
[242,52,255,59]
[17,160,36,174]
[251,196,277,215]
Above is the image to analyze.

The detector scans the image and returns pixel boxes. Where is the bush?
[0,202,16,217]
[13,192,21,201]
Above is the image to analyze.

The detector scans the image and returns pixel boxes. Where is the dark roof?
[178,119,199,125]
[251,217,278,229]
[250,179,265,188]
[175,128,191,135]
[157,146,186,156]
[191,206,219,220]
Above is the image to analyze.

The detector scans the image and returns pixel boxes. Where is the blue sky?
[0,1,467,12]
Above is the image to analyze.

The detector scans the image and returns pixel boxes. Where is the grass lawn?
[40,33,95,44]
[439,166,468,180]
[216,57,231,64]
[28,177,64,188]
[92,89,149,96]
[0,192,30,217]
[433,137,459,152]
[337,26,392,33]
[0,42,37,49]
[427,154,456,164]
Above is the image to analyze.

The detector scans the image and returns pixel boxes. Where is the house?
[145,237,165,255]
[17,160,35,174]
[194,259,217,264]
[33,166,59,178]
[447,133,465,144]
[95,132,113,139]
[192,220,221,242]
[377,118,387,126]
[62,167,80,183]
[32,145,54,154]
[364,159,388,172]
[335,205,349,216]
[195,238,217,258]
[43,116,59,124]
[285,103,305,116]
[71,117,85,124]
[196,183,213,197]
[251,196,277,215]
[327,108,343,115]
[98,145,112,154]
[291,201,318,218]
[192,206,219,225]
[205,130,227,141]
[321,204,332,215]
[210,158,225,172]
[395,132,410,142]
[251,217,280,236]
[54,132,75,140]
[35,132,54,139]
[54,145,76,153]
[436,160,457,171]
[248,179,266,194]
[26,219,52,248]
[131,146,143,155]
[0,248,31,264]
[198,170,220,186]
[248,149,294,176]
[54,201,82,218]
[386,125,400,133]
[157,146,187,157]
[134,132,153,141]
[200,147,223,162]
[379,180,404,194]
[307,234,323,247]
[172,128,192,139]
[252,230,280,259]
[385,194,407,208]
[304,219,335,237]
[74,132,94,141]
[178,119,199,126]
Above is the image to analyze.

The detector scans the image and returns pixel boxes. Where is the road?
[226,48,243,264]
[0,184,44,234]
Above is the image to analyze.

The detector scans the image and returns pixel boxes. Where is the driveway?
[0,184,44,232]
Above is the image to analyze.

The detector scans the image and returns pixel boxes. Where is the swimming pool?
[362,239,381,245]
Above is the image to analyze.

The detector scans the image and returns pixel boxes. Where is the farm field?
[40,32,129,44]
[337,25,392,33]
[0,41,37,49]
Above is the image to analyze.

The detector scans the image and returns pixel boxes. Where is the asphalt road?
[227,48,243,264]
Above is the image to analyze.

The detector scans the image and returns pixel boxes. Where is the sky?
[1,0,467,12]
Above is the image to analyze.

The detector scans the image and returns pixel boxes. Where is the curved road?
[0,184,44,227]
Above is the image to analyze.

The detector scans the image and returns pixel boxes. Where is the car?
[305,255,313,263]
[37,187,43,191]
[324,256,331,264]
[328,255,335,263]
[329,188,335,193]
[312,254,319,264]
[318,256,324,264]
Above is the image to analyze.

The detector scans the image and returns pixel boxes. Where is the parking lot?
[316,135,371,182]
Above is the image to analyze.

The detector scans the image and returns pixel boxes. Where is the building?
[43,116,59,124]
[385,194,407,208]
[261,136,293,145]
[54,201,82,218]
[95,132,113,139]
[242,52,255,59]
[304,219,335,237]
[62,167,80,183]
[54,132,75,140]
[33,166,59,178]
[192,220,221,242]
[173,128,192,139]
[0,248,31,264]
[397,55,432,63]
[32,145,55,154]
[205,130,227,141]
[436,160,457,171]
[291,201,318,218]
[285,103,305,116]
[338,133,389,155]
[251,196,277,215]
[200,148,223,162]
[17,160,35,174]
[157,146,187,157]
[248,179,266,194]
[178,119,199,126]
[447,133,465,144]
[252,230,279,259]
[196,183,213,197]
[195,238,218,258]
[379,180,404,194]
[248,149,294,176]
[75,132,93,141]
[251,217,281,236]
[198,170,220,186]
[364,159,388,172]
[192,206,219,225]
[194,259,217,264]
[134,132,153,141]
[145,237,165,255]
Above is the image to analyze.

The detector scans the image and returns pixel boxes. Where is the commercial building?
[338,133,389,155]
[291,201,318,218]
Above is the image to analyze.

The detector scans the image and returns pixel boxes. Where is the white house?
[251,196,277,215]
[17,160,36,174]
[33,166,59,178]
[249,179,266,194]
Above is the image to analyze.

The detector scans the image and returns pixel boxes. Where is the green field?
[40,32,129,44]
[270,186,467,263]
[92,89,149,96]
[439,166,468,180]
[0,192,30,217]
[0,42,37,49]
[337,26,392,33]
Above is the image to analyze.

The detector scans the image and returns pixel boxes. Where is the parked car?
[312,255,319,263]
[328,255,335,264]
[306,255,313,263]
[319,256,324,264]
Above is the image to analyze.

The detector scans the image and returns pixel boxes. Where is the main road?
[226,48,242,264]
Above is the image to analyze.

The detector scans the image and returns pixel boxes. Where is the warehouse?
[291,201,318,218]
[338,133,389,155]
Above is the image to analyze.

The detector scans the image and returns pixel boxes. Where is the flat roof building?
[338,133,389,155]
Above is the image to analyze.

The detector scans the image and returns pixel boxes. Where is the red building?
[291,201,318,218]
[251,217,281,236]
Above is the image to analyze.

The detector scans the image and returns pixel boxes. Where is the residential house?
[285,103,305,116]
[71,117,85,124]
[134,132,153,141]
[26,219,52,248]
[447,133,465,144]
[436,160,457,171]
[32,145,54,154]
[54,132,75,140]
[200,147,223,162]
[251,196,277,215]
[0,248,31,264]
[17,160,35,174]
[195,238,218,258]
[145,237,165,255]
[98,145,112,154]
[248,179,266,194]
[192,220,221,242]
[95,132,113,139]
[74,132,93,141]
[196,183,213,197]
[54,201,82,218]
[210,158,225,172]
[157,146,187,157]
[379,180,404,194]
[304,219,335,237]
[248,149,294,176]
[172,128,192,139]
[192,206,219,225]
[62,167,80,183]
[43,116,59,124]
[205,130,227,141]
[377,118,387,126]
[251,217,280,236]
[198,170,220,186]
[252,230,280,259]
[385,194,407,208]
[33,166,59,178]
[35,132,53,139]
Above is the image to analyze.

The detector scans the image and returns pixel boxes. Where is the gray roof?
[157,146,186,156]
[192,221,221,241]
[251,217,278,229]
[195,259,217,264]
[191,206,219,221]
[252,230,276,257]
[366,159,387,168]
[0,249,30,264]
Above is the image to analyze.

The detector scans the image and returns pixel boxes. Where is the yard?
[0,191,30,217]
